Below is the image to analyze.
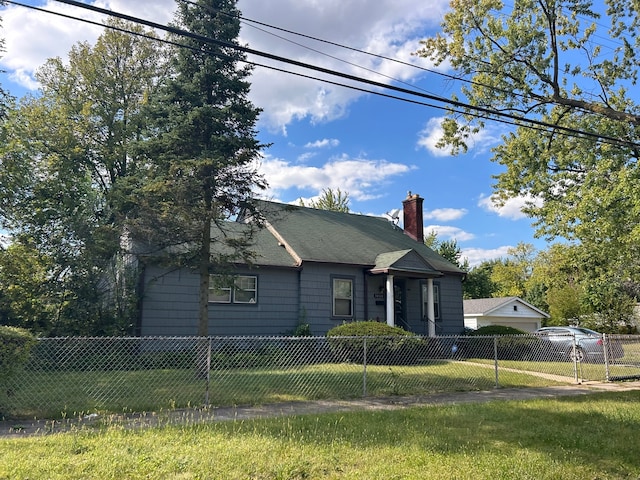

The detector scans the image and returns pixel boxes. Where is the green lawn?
[2,390,639,479]
[5,361,565,419]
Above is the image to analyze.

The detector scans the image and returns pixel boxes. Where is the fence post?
[204,337,212,406]
[603,333,611,382]
[493,336,499,388]
[572,336,580,384]
[362,337,367,397]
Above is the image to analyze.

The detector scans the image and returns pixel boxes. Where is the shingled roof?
[232,200,465,275]
[463,297,549,318]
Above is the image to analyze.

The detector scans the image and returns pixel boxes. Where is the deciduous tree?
[0,20,164,334]
[416,0,640,309]
[299,188,350,212]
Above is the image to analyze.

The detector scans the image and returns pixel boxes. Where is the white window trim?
[209,275,258,304]
[332,277,354,317]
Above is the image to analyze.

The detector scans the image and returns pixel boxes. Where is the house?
[137,193,466,336]
[463,297,549,332]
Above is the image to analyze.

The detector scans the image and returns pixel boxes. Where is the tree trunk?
[198,216,211,336]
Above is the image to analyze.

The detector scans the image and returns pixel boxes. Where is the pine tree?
[135,0,267,335]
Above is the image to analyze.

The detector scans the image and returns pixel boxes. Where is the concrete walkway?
[2,380,640,438]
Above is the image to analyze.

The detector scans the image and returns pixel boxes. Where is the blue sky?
[0,0,547,266]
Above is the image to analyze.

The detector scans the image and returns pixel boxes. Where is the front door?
[394,280,409,331]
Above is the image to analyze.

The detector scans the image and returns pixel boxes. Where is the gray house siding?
[207,266,300,336]
[437,275,465,335]
[366,275,387,323]
[402,278,427,335]
[140,264,464,337]
[298,263,368,335]
[139,265,301,336]
[139,266,199,336]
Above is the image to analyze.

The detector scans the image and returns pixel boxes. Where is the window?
[234,276,257,303]
[421,282,441,320]
[209,275,257,304]
[333,278,353,317]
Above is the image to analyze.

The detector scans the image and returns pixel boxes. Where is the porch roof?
[369,249,443,278]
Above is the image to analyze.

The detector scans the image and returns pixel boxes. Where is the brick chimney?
[402,192,424,243]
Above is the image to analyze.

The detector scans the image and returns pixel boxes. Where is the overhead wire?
[180,0,507,100]
[7,0,640,150]
[181,0,624,122]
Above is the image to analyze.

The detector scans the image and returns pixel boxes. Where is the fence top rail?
[33,333,591,341]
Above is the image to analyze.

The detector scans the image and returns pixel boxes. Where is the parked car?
[533,326,624,362]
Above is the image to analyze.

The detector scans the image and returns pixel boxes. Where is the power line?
[10,0,640,150]
[180,0,513,103]
[181,0,617,124]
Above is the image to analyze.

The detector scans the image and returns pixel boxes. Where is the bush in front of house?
[326,321,426,365]
[461,325,534,360]
[0,326,36,416]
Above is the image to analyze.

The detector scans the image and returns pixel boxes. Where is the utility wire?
[174,0,640,150]
[180,0,598,118]
[180,0,493,97]
[203,0,637,129]
[11,0,640,150]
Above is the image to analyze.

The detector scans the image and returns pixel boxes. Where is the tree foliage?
[424,231,469,271]
[463,260,498,299]
[299,188,350,212]
[490,243,535,298]
[417,0,640,314]
[0,20,164,334]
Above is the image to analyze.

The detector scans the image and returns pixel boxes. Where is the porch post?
[386,274,395,327]
[427,278,436,337]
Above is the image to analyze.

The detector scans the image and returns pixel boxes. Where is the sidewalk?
[3,381,640,438]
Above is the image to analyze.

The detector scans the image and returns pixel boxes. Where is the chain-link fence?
[3,334,640,419]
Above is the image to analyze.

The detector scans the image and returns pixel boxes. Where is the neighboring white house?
[463,297,549,332]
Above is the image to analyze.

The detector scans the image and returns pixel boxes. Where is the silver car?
[533,326,624,362]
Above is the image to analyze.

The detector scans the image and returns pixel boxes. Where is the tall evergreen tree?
[134,0,267,335]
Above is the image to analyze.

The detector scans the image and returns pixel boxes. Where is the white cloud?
[424,207,467,222]
[461,246,512,267]
[417,116,503,156]
[478,193,542,220]
[238,0,449,130]
[258,154,414,201]
[304,138,340,149]
[297,152,317,163]
[0,1,175,91]
[1,1,449,131]
[424,225,475,242]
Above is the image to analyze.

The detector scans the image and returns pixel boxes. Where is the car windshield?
[572,328,599,336]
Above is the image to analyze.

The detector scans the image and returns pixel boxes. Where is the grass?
[5,361,565,419]
[1,390,640,479]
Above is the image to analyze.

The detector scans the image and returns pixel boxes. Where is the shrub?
[462,325,533,360]
[0,326,36,415]
[327,321,413,337]
[467,325,528,336]
[326,321,425,365]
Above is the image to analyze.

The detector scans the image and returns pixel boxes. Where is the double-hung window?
[333,277,353,317]
[421,282,441,321]
[209,275,257,304]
